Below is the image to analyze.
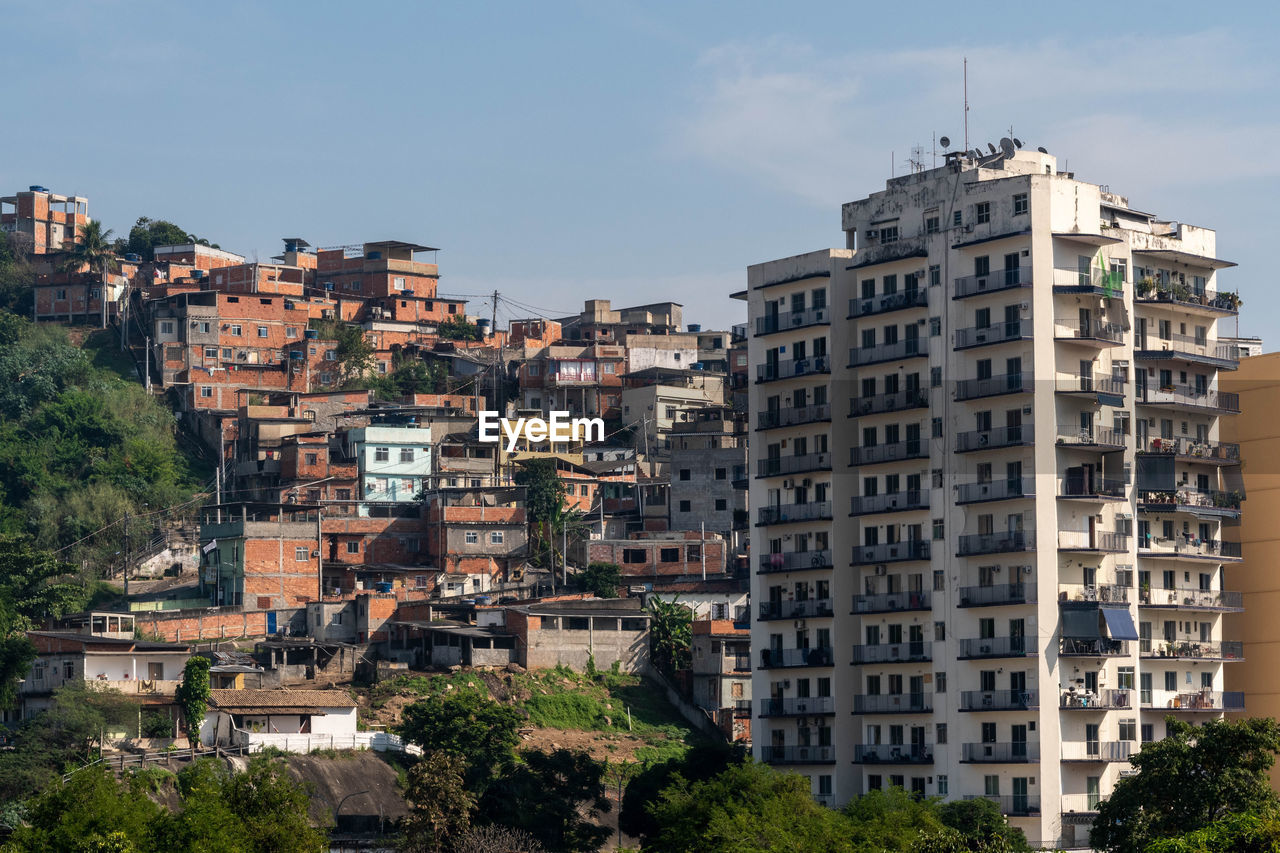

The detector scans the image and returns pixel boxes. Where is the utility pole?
[316,506,324,601]
[144,336,152,392]
[216,425,224,524]
[700,521,706,581]
[123,509,130,598]
[562,521,568,588]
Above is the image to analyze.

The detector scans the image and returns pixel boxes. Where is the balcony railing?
[758,550,833,573]
[1135,284,1240,313]
[1138,536,1242,560]
[955,478,1034,504]
[853,743,933,764]
[1055,374,1127,395]
[756,306,832,335]
[955,372,1033,401]
[850,389,930,417]
[1060,688,1133,710]
[757,502,832,526]
[1060,638,1129,657]
[851,439,927,466]
[1138,588,1243,611]
[957,530,1035,556]
[961,742,1041,763]
[1058,531,1130,552]
[1059,583,1130,606]
[849,338,928,367]
[850,490,929,516]
[759,646,835,668]
[1136,384,1240,413]
[1053,318,1125,344]
[760,745,836,764]
[1052,265,1125,298]
[1059,478,1126,499]
[1137,488,1242,514]
[1056,425,1127,450]
[955,425,1029,452]
[759,598,834,620]
[958,583,1032,607]
[959,690,1038,711]
[964,795,1040,817]
[758,696,835,716]
[850,288,929,318]
[1060,794,1101,816]
[954,320,1030,350]
[1061,741,1133,762]
[953,267,1032,299]
[957,636,1033,659]
[854,693,932,714]
[853,590,931,614]
[1141,690,1245,712]
[756,356,830,383]
[1141,640,1244,661]
[1135,332,1239,366]
[851,641,931,664]
[1137,435,1240,463]
[852,540,931,565]
[757,452,832,477]
[757,403,831,431]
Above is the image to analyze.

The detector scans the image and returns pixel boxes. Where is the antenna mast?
[963,57,969,151]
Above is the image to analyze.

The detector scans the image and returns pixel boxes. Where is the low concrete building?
[575,530,729,580]
[506,598,651,672]
[201,688,391,752]
[691,618,752,743]
[668,406,748,543]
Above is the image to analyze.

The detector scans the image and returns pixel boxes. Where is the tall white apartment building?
[743,146,1245,849]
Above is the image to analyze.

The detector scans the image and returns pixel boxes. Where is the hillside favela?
[4,7,1280,853]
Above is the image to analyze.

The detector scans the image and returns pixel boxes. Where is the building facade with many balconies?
[744,145,1245,848]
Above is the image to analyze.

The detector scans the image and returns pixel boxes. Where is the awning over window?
[1062,609,1101,639]
[1102,607,1139,641]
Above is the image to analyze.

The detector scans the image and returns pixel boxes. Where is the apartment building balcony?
[1055,373,1126,403]
[1138,535,1242,561]
[953,267,1032,300]
[1136,384,1239,414]
[1055,424,1127,452]
[954,320,1032,351]
[955,477,1034,505]
[852,589,931,615]
[1138,587,1243,612]
[850,489,929,516]
[756,502,832,526]
[1052,265,1125,299]
[1135,283,1240,315]
[852,539,931,565]
[756,355,830,384]
[1061,741,1134,762]
[1053,318,1125,347]
[757,403,830,431]
[1058,531,1129,553]
[954,372,1033,401]
[955,425,1031,453]
[757,452,832,478]
[759,598,834,621]
[545,372,598,387]
[851,439,927,466]
[1059,638,1130,657]
[758,696,835,717]
[958,582,1033,608]
[851,641,931,665]
[854,693,932,714]
[956,530,1035,557]
[1060,794,1101,822]
[731,654,752,672]
[756,305,832,336]
[1141,689,1245,713]
[848,338,928,367]
[849,288,929,318]
[957,636,1034,660]
[758,550,834,574]
[760,745,836,765]
[1060,688,1134,710]
[1136,488,1241,519]
[959,690,1038,712]
[961,742,1040,763]
[964,795,1040,818]
[853,743,934,764]
[759,646,835,669]
[850,389,929,417]
[1140,640,1243,662]
[1135,332,1239,370]
[1058,478,1126,501]
[1136,435,1240,465]
[1059,583,1130,605]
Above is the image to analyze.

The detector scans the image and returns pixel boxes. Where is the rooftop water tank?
[687,323,702,332]
[304,329,319,339]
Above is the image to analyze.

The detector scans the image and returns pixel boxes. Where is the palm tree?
[61,219,118,328]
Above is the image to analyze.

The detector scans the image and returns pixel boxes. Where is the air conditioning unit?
[310,550,321,557]
[1020,302,1030,311]
[875,565,887,576]
[866,229,879,240]
[794,620,806,629]
[782,478,794,489]
[1021,565,1033,574]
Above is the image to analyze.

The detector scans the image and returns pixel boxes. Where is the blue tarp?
[1102,607,1139,641]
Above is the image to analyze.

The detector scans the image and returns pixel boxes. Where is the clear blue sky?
[3,1,1276,338]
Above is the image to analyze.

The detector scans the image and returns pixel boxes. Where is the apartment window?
[660,547,680,562]
[665,406,677,419]
[325,349,337,361]
[880,225,899,243]
[1013,193,1028,215]
[679,469,691,481]
[715,467,727,480]
[931,366,942,387]
[934,621,945,641]
[286,326,298,338]
[929,317,941,336]
[257,326,269,338]
[602,362,616,374]
[199,386,212,398]
[319,373,334,385]
[932,418,943,438]
[204,347,218,359]
[868,775,882,791]
[976,202,991,224]
[623,549,646,564]
[925,216,940,234]
[937,775,948,796]
[933,569,945,590]
[936,724,947,744]
[679,500,691,512]
[490,531,505,544]
[294,547,308,561]
[935,672,946,693]
[394,276,406,290]
[1119,718,1136,741]
[1141,724,1154,743]
[465,531,479,544]
[929,265,941,287]
[346,541,360,554]
[953,210,963,227]
[305,453,318,466]
[375,447,390,462]
[221,347,232,359]
[55,288,67,300]
[715,498,727,511]
[230,324,242,336]
[400,448,414,463]
[160,321,174,334]
[336,489,351,501]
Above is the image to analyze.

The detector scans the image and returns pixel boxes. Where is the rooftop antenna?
[909,144,926,174]
[999,137,1016,159]
[963,57,969,151]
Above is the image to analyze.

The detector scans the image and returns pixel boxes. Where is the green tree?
[115,217,220,260]
[402,752,476,853]
[1091,717,1280,853]
[436,315,481,341]
[174,656,211,737]
[61,220,118,329]
[577,562,622,598]
[1145,811,1280,853]
[396,691,524,793]
[480,749,611,853]
[936,798,1033,852]
[311,319,375,385]
[646,596,692,676]
[840,787,948,851]
[4,766,162,853]
[619,742,744,843]
[514,457,567,568]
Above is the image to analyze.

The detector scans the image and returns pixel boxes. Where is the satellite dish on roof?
[1037,146,1048,154]
[972,149,984,159]
[939,135,951,148]
[987,143,997,154]
[999,137,1015,158]
[1013,137,1023,148]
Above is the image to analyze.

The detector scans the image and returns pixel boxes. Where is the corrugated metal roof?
[208,689,356,711]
